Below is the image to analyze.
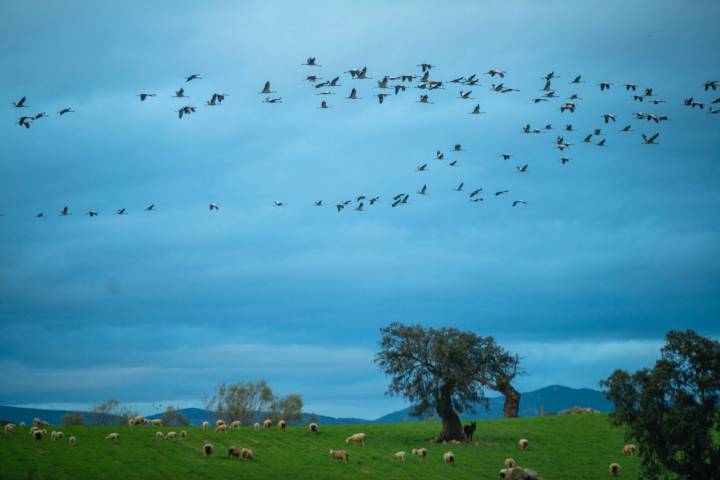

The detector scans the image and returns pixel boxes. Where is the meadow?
[0,414,641,479]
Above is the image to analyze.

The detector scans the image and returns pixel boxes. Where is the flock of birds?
[6,57,720,219]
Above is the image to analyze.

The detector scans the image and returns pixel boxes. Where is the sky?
[0,0,718,419]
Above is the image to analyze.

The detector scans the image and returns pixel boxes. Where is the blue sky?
[1,0,718,419]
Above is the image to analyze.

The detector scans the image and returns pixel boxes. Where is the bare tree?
[270,393,303,423]
[214,380,274,425]
[91,399,120,425]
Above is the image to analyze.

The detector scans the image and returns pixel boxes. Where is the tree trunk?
[434,384,467,442]
[500,383,521,418]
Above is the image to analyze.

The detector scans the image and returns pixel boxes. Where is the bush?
[62,412,84,426]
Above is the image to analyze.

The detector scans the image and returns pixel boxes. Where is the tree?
[91,399,120,425]
[62,412,84,426]
[484,345,523,418]
[375,322,514,442]
[270,393,303,423]
[214,380,274,425]
[601,330,720,480]
[161,406,190,426]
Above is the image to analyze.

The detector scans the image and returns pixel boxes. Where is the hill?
[375,385,612,423]
[0,413,639,479]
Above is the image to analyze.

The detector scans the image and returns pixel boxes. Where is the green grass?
[0,414,640,479]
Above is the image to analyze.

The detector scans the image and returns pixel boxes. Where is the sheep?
[394,451,406,461]
[263,418,272,429]
[216,419,225,427]
[443,451,455,464]
[50,431,64,441]
[505,458,517,468]
[228,446,241,459]
[180,430,187,439]
[105,433,120,441]
[155,431,165,441]
[241,448,254,460]
[68,436,77,446]
[499,466,542,479]
[412,448,428,458]
[278,419,287,431]
[230,420,241,429]
[609,463,621,476]
[128,419,134,427]
[165,431,177,440]
[202,421,209,430]
[203,442,214,457]
[19,421,26,427]
[129,415,145,426]
[329,449,349,463]
[4,423,15,434]
[622,444,636,455]
[253,422,260,431]
[309,422,319,433]
[345,432,366,446]
[33,429,44,440]
[215,424,228,433]
[518,438,529,450]
[151,419,162,426]
[41,420,49,428]
[32,417,41,427]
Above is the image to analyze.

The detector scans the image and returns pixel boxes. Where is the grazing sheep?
[278,420,287,431]
[203,442,214,457]
[165,431,177,440]
[263,419,272,429]
[68,436,76,446]
[106,432,120,441]
[609,463,621,476]
[128,419,134,427]
[151,419,162,426]
[216,419,225,427]
[309,422,319,433]
[50,431,64,441]
[394,451,406,461]
[202,421,209,430]
[345,432,366,446]
[443,451,455,464]
[33,429,44,441]
[4,424,15,434]
[180,430,187,439]
[32,417,41,427]
[329,449,349,463]
[623,444,636,455]
[241,448,254,460]
[155,431,165,441]
[228,446,241,459]
[132,415,145,426]
[412,448,428,458]
[518,438,529,450]
[215,424,228,433]
[499,466,542,479]
[230,420,241,429]
[19,422,26,427]
[505,458,517,468]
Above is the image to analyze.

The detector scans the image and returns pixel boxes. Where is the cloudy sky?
[1,0,718,419]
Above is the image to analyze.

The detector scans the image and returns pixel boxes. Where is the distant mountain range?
[0,385,612,426]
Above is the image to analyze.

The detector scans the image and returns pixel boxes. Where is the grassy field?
[0,414,641,479]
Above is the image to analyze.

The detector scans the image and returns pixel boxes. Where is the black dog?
[463,421,477,441]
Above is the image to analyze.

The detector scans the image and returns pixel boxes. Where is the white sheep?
[32,429,44,440]
[308,422,319,433]
[500,466,542,479]
[155,431,165,441]
[68,436,77,446]
[253,422,260,431]
[105,432,120,441]
[443,451,455,464]
[623,444,636,455]
[609,463,621,477]
[203,442,214,457]
[412,447,428,458]
[151,419,162,426]
[505,458,517,468]
[202,421,209,431]
[263,418,272,429]
[215,424,228,433]
[216,419,225,427]
[241,448,254,460]
[32,417,41,427]
[228,446,241,459]
[394,451,406,461]
[518,438,529,450]
[345,432,366,445]
[4,423,15,434]
[278,420,287,431]
[165,431,177,440]
[329,449,349,463]
[230,420,241,429]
